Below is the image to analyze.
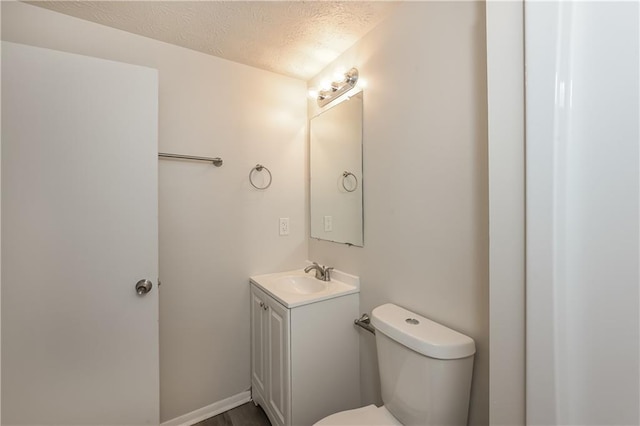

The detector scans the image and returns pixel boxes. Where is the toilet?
[315,303,476,426]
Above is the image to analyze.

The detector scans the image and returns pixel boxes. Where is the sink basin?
[250,267,360,308]
[272,275,327,294]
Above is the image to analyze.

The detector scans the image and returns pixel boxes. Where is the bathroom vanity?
[249,268,361,426]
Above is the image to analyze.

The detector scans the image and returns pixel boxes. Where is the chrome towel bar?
[158,152,223,167]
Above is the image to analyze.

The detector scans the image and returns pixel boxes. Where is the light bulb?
[333,69,346,81]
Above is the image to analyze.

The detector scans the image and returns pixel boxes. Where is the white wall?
[307,3,489,425]
[1,2,308,422]
[526,2,639,424]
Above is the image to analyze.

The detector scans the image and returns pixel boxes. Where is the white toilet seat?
[314,404,403,426]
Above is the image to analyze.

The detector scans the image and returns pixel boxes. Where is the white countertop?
[250,267,360,308]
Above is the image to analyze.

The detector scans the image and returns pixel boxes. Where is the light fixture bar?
[317,68,359,107]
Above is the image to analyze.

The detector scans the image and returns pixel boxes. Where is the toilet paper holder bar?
[354,313,375,335]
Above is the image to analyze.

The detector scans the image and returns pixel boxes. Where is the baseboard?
[161,391,251,426]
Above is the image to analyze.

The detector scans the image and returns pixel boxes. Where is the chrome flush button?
[405,318,419,325]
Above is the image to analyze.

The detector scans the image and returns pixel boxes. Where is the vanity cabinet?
[250,283,360,426]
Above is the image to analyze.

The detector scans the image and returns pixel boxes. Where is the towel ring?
[250,164,272,190]
[342,171,358,192]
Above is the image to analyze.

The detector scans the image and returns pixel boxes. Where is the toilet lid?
[314,405,402,426]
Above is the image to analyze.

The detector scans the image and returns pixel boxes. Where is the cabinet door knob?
[259,301,264,308]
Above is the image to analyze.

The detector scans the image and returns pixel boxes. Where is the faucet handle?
[323,267,334,281]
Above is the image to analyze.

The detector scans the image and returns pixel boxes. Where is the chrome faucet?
[304,262,333,281]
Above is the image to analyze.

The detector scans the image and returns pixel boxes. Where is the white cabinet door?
[2,42,159,425]
[250,284,291,426]
[251,290,268,398]
[267,298,290,426]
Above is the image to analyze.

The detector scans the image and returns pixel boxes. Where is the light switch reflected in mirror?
[310,91,363,246]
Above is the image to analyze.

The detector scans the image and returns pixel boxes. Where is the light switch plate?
[324,215,333,232]
[279,218,290,236]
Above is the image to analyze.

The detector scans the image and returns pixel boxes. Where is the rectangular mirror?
[310,92,363,246]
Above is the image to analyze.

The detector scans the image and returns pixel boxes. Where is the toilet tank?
[370,304,476,426]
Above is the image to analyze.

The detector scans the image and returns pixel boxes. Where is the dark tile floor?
[194,402,271,426]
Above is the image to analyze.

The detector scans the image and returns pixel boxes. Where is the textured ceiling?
[27,1,399,80]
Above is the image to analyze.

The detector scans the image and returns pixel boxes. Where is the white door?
[2,42,159,425]
[525,3,639,424]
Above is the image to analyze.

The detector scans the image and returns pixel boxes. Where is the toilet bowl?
[315,404,401,425]
[314,303,476,426]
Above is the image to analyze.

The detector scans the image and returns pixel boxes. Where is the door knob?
[135,279,153,296]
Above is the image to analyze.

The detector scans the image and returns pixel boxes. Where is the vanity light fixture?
[316,67,359,107]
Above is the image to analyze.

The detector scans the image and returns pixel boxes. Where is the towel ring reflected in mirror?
[250,164,272,190]
[342,171,358,192]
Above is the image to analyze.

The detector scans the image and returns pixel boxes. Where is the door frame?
[486,1,526,424]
